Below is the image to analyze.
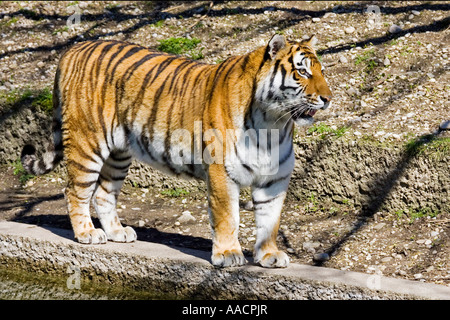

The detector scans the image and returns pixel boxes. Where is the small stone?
[439,120,450,130]
[412,10,420,16]
[178,211,196,224]
[374,223,386,230]
[414,273,423,279]
[381,257,393,263]
[389,24,402,34]
[312,17,321,23]
[313,253,330,262]
[339,55,348,63]
[344,26,355,34]
[287,248,295,254]
[303,241,321,252]
[347,87,356,95]
[244,200,254,211]
[138,220,145,227]
[383,57,390,66]
[323,12,336,19]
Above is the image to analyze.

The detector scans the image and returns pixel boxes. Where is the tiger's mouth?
[292,108,317,121]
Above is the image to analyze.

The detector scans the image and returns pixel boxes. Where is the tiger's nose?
[319,95,332,103]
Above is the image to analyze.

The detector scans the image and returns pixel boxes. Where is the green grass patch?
[157,37,203,60]
[0,16,18,28]
[161,188,189,197]
[12,159,34,184]
[354,48,378,72]
[32,87,53,114]
[307,123,348,139]
[405,135,450,160]
[0,87,53,115]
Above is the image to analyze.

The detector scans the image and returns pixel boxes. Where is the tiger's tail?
[21,70,64,176]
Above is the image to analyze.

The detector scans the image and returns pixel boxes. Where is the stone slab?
[0,221,449,299]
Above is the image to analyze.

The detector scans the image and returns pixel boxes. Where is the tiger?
[21,34,332,268]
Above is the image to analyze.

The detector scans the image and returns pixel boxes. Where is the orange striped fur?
[21,35,331,268]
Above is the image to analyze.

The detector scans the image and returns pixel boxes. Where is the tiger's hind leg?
[65,147,107,244]
[92,150,137,243]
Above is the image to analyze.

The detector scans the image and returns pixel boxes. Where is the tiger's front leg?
[207,164,246,267]
[252,176,291,268]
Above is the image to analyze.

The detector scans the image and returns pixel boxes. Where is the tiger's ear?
[267,34,286,59]
[305,35,318,49]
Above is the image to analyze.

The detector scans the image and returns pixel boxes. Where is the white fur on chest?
[225,108,295,188]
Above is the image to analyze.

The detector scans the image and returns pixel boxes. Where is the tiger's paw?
[76,228,107,244]
[211,249,247,268]
[257,251,290,268]
[106,226,137,243]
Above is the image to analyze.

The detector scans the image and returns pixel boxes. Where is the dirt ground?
[0,1,448,287]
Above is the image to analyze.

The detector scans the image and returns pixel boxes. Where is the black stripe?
[252,193,282,206]
[279,64,297,91]
[107,45,146,85]
[62,41,97,91]
[99,173,127,182]
[70,42,105,134]
[73,179,97,188]
[110,152,132,162]
[140,130,157,162]
[267,59,281,100]
[100,44,139,146]
[95,196,115,206]
[258,173,290,189]
[92,42,117,92]
[130,56,178,126]
[148,56,179,87]
[166,59,193,95]
[163,61,198,172]
[174,63,200,128]
[105,159,131,171]
[98,180,113,194]
[76,145,101,164]
[67,159,100,174]
[117,52,162,117]
[233,144,254,174]
[240,54,250,73]
[88,140,106,163]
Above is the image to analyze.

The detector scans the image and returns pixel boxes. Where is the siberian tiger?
[21,34,332,268]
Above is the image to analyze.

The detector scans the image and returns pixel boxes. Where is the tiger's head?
[255,34,332,127]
